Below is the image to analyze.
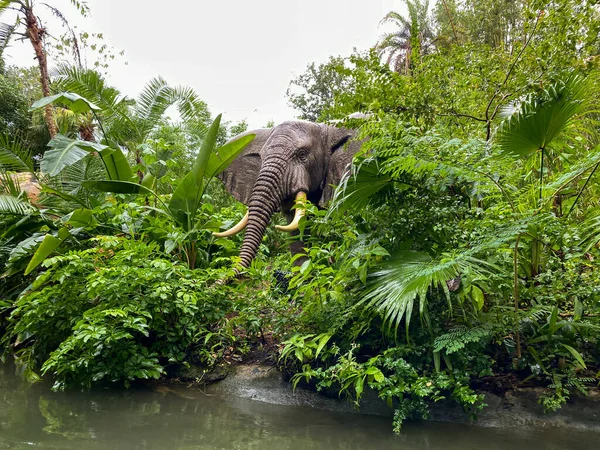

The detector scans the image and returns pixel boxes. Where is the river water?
[0,364,598,450]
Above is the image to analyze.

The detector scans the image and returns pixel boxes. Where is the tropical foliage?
[1,0,600,435]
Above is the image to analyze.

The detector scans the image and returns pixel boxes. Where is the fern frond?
[433,325,491,354]
[327,158,393,217]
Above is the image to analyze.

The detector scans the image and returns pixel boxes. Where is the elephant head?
[216,120,360,269]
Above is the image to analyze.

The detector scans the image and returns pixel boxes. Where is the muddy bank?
[179,363,600,432]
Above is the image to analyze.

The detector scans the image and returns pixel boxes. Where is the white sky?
[3,0,400,128]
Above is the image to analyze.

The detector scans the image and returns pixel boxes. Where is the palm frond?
[0,194,37,216]
[360,250,458,333]
[327,158,393,217]
[0,133,33,172]
[360,214,543,334]
[51,65,136,139]
[544,143,600,198]
[52,65,124,111]
[135,76,173,125]
[0,20,14,56]
[496,73,597,159]
[380,10,410,28]
[170,85,210,123]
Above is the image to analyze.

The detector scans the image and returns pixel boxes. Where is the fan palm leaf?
[496,74,597,158]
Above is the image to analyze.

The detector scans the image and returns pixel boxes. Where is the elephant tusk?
[276,192,307,232]
[213,211,249,237]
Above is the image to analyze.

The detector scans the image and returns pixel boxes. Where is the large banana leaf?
[205,133,256,179]
[61,208,98,228]
[98,147,135,181]
[42,135,108,176]
[82,180,155,195]
[168,114,222,230]
[30,92,101,114]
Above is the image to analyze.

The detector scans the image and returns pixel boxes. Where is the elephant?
[214,120,363,269]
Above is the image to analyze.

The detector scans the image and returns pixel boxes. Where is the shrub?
[2,236,230,389]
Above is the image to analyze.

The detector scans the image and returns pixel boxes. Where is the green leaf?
[527,346,547,373]
[205,134,256,179]
[141,173,155,189]
[497,74,593,159]
[98,146,134,181]
[433,351,441,373]
[24,228,70,275]
[42,135,108,176]
[0,194,37,216]
[192,114,222,183]
[365,366,385,383]
[471,286,485,311]
[574,299,584,321]
[168,114,221,230]
[82,180,155,196]
[40,185,88,208]
[315,334,332,359]
[30,92,101,114]
[549,306,559,333]
[561,344,587,369]
[61,208,98,228]
[359,264,368,284]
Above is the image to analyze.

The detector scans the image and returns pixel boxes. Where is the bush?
[2,236,230,389]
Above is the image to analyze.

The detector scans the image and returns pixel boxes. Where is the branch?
[440,0,459,43]
[438,111,487,123]
[485,10,543,123]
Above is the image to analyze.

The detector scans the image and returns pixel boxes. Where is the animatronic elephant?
[214,120,362,269]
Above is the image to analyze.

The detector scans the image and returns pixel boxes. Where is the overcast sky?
[4,0,401,128]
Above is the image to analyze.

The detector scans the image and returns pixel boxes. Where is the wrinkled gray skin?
[218,120,361,269]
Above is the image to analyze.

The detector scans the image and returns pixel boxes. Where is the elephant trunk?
[238,165,284,268]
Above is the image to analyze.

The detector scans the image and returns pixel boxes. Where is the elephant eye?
[296,148,309,161]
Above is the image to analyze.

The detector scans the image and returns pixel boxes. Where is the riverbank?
[168,362,600,433]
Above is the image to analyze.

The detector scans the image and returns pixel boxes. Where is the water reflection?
[0,364,597,450]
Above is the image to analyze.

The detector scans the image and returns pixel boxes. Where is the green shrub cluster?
[3,237,230,389]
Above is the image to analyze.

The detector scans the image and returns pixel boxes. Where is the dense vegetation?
[1,0,600,433]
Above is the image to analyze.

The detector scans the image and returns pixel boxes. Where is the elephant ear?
[319,126,359,207]
[218,128,272,205]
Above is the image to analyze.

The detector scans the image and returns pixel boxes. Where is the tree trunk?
[24,5,57,138]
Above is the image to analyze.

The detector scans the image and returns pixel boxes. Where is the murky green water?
[0,364,598,450]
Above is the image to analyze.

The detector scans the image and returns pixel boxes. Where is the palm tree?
[0,0,89,137]
[50,66,212,183]
[376,0,434,74]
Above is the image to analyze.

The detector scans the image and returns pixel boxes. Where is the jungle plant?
[84,114,255,268]
[2,237,232,389]
[0,0,90,136]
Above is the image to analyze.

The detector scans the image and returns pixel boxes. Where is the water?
[0,364,598,450]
